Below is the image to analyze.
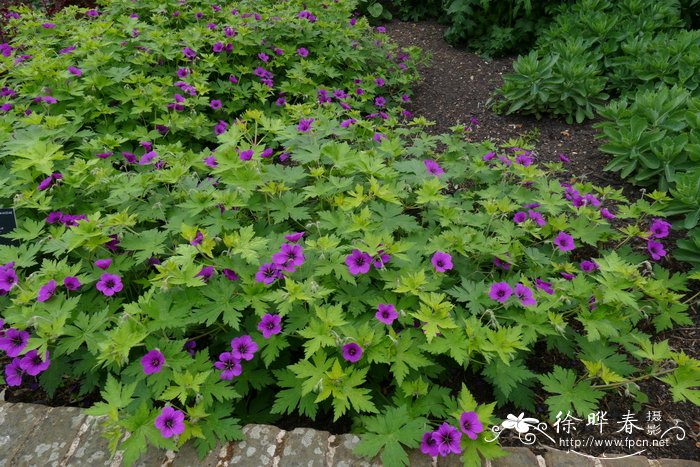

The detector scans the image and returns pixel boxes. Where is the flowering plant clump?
[0,1,699,467]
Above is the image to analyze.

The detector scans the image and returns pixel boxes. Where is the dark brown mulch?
[385,20,700,460]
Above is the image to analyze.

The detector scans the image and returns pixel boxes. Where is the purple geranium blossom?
[600,208,616,220]
[182,47,197,59]
[373,251,391,269]
[141,349,165,375]
[535,278,554,295]
[297,47,309,57]
[0,328,29,357]
[560,272,576,280]
[63,276,81,291]
[553,232,575,252]
[460,411,484,440]
[0,264,18,293]
[204,156,218,168]
[37,280,57,302]
[297,118,314,133]
[210,99,222,110]
[342,343,363,363]
[239,148,254,161]
[19,350,50,376]
[421,432,439,457]
[559,153,570,163]
[261,148,273,158]
[345,250,372,275]
[488,282,513,303]
[177,67,190,78]
[647,240,666,261]
[376,304,398,325]
[195,266,215,282]
[649,218,671,239]
[258,314,282,338]
[435,423,462,456]
[214,351,242,379]
[4,359,23,387]
[67,66,82,76]
[255,263,281,284]
[528,210,547,226]
[482,151,496,161]
[285,232,305,242]
[222,268,239,281]
[214,120,229,135]
[37,176,54,191]
[191,231,204,246]
[580,260,598,273]
[95,258,112,270]
[230,335,258,361]
[513,211,528,223]
[514,283,537,307]
[96,274,123,296]
[340,118,356,128]
[155,407,185,438]
[423,160,444,177]
[493,256,511,270]
[431,252,453,273]
[271,243,305,272]
[139,151,158,165]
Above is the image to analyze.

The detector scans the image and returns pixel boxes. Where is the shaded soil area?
[386,19,700,460]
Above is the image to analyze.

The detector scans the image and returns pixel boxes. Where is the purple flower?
[0,103,13,113]
[276,97,287,106]
[559,153,570,163]
[261,148,273,158]
[460,411,484,440]
[4,359,23,387]
[67,66,82,77]
[37,280,57,302]
[195,266,215,282]
[0,264,18,293]
[285,232,305,243]
[513,211,528,223]
[0,329,29,357]
[184,340,196,356]
[435,423,462,456]
[553,232,575,252]
[424,160,444,177]
[258,52,269,62]
[41,23,56,29]
[601,208,616,220]
[222,268,239,281]
[229,75,238,83]
[139,151,158,165]
[95,258,112,270]
[177,67,190,78]
[560,272,576,280]
[483,152,496,161]
[122,152,136,163]
[96,152,113,159]
[182,47,197,59]
[420,432,439,457]
[204,156,218,168]
[535,278,554,295]
[212,42,224,53]
[210,99,222,110]
[373,133,386,143]
[214,120,229,135]
[340,118,356,128]
[528,210,546,226]
[297,118,314,133]
[141,349,165,375]
[256,263,281,284]
[375,77,385,86]
[155,407,185,438]
[37,176,54,191]
[191,231,204,246]
[649,219,671,239]
[86,9,100,17]
[19,350,50,376]
[346,250,372,275]
[431,252,453,273]
[375,304,398,325]
[258,314,282,338]
[271,243,305,272]
[374,96,386,107]
[514,283,537,307]
[493,257,511,270]
[373,251,391,269]
[59,45,76,54]
[488,282,512,303]
[647,240,666,261]
[239,149,254,161]
[63,276,81,291]
[580,260,598,273]
[515,154,534,166]
[230,335,258,361]
[214,351,242,379]
[96,274,123,296]
[342,343,363,363]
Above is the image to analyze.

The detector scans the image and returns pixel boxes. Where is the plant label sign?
[0,208,17,246]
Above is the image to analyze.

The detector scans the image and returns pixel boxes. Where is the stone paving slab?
[0,401,699,466]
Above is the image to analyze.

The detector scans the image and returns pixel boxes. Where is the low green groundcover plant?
[1,1,699,466]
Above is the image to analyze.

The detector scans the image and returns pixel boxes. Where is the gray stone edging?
[0,401,697,466]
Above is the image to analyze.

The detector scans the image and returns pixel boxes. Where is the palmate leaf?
[119,228,169,264]
[353,405,428,467]
[482,358,536,400]
[539,367,604,417]
[271,369,319,419]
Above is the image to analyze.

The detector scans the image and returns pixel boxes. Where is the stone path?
[0,401,697,466]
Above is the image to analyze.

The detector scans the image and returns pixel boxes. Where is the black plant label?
[0,208,17,246]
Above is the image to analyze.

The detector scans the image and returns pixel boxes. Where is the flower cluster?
[256,234,306,285]
[214,335,259,380]
[0,324,50,387]
[421,412,484,457]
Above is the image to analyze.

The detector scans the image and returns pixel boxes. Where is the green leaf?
[539,367,604,417]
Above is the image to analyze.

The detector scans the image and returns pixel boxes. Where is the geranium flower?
[514,283,537,307]
[63,276,81,291]
[96,274,123,296]
[95,258,112,270]
[212,42,224,53]
[559,153,570,163]
[340,118,356,128]
[534,278,554,295]
[420,432,439,457]
[580,260,598,273]
[460,411,484,440]
[214,351,242,379]
[155,407,185,438]
[67,66,82,76]
[0,328,29,357]
[141,349,165,374]
[271,243,305,272]
[239,149,254,161]
[297,118,314,133]
[37,280,57,302]
[423,160,444,177]
[4,359,23,387]
[435,423,462,456]
[195,266,215,282]
[553,232,575,252]
[528,210,546,226]
[647,240,666,261]
[222,269,239,281]
[560,272,576,280]
[230,335,258,361]
[431,251,453,273]
[513,211,528,223]
[18,350,49,376]
[182,47,197,59]
[649,219,671,238]
[204,156,218,168]
[257,314,282,338]
[601,208,616,219]
[342,343,363,363]
[488,282,512,303]
[345,250,371,275]
[0,263,18,294]
[375,304,398,325]
[255,263,281,284]
[284,232,305,242]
